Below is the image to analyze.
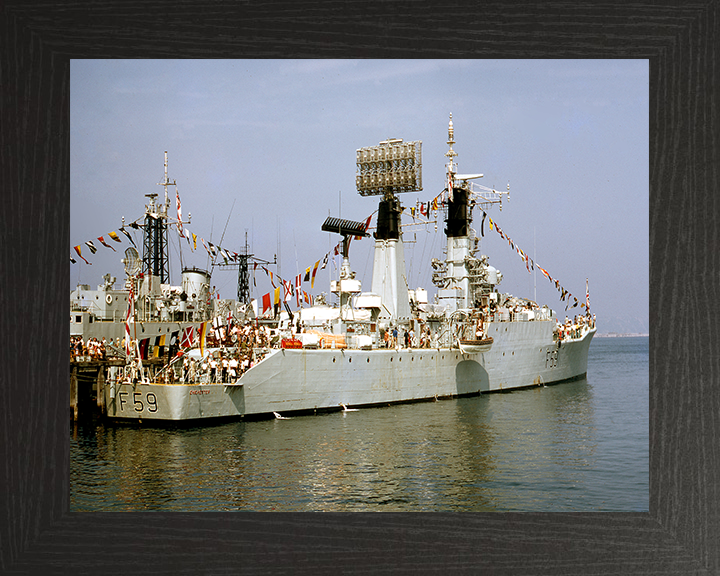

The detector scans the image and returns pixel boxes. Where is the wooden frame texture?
[0,2,716,574]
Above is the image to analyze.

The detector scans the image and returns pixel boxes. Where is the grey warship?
[102,116,596,421]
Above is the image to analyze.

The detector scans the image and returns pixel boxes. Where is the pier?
[70,357,166,420]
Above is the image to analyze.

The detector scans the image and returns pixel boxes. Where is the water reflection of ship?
[459,377,596,510]
[77,381,595,511]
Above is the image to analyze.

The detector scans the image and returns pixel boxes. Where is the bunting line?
[71,210,378,317]
[488,216,589,313]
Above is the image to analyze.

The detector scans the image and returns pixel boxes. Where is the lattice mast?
[142,151,174,284]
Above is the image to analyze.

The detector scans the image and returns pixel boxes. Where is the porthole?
[390,357,393,362]
[349,357,352,363]
[366,358,369,363]
[333,358,336,363]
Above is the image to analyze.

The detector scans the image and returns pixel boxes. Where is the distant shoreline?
[595,333,649,338]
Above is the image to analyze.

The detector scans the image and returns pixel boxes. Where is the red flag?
[73,245,91,264]
[176,191,183,235]
[283,280,293,302]
[355,214,372,239]
[98,236,116,252]
[181,326,194,348]
[125,285,135,356]
[262,293,271,314]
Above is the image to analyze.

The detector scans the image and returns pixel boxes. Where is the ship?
[101,116,596,422]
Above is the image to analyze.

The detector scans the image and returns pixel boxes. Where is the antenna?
[356,139,422,197]
[158,151,175,214]
[123,247,141,277]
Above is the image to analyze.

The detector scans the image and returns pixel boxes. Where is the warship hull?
[103,321,595,421]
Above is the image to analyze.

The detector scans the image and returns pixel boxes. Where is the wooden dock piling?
[70,366,78,421]
[96,367,105,414]
[70,356,163,420]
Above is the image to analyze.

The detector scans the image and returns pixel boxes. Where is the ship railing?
[557,322,595,342]
[467,182,509,210]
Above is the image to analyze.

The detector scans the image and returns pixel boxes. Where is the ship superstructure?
[70,153,249,350]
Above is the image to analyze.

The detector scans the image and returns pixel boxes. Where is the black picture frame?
[1,2,714,573]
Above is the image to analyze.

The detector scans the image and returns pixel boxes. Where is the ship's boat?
[458,338,494,354]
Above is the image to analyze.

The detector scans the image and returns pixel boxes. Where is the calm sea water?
[70,336,648,512]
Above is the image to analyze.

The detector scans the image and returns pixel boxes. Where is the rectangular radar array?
[321,217,370,237]
[355,139,422,196]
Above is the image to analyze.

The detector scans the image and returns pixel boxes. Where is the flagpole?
[533,227,537,303]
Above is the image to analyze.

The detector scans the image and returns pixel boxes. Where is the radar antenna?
[123,247,141,277]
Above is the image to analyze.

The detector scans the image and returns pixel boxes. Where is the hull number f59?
[546,349,558,369]
[118,391,158,413]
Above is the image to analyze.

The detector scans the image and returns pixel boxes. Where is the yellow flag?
[199,322,207,357]
[311,260,320,288]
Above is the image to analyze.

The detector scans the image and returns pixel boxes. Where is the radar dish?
[123,247,141,276]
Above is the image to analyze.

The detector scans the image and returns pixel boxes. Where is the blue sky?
[71,59,648,334]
